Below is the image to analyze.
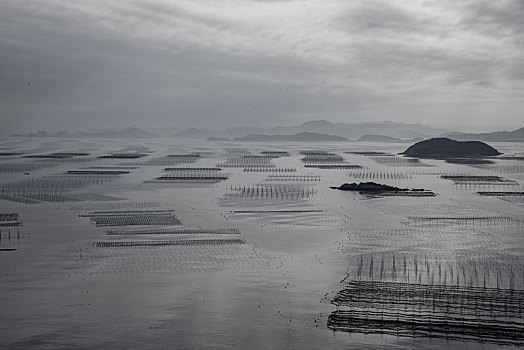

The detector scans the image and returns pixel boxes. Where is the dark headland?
[402,138,501,158]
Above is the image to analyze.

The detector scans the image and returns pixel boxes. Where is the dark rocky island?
[402,138,500,158]
[330,182,435,196]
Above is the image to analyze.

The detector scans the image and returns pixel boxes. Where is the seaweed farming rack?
[304,164,362,169]
[218,155,274,168]
[147,167,229,183]
[0,175,116,203]
[405,215,521,226]
[301,151,361,169]
[99,153,147,159]
[0,212,22,227]
[347,171,413,181]
[441,175,518,186]
[223,184,315,200]
[67,170,130,175]
[368,155,429,167]
[81,210,181,227]
[95,239,246,248]
[265,174,320,182]
[107,228,241,235]
[243,166,296,172]
[328,280,524,346]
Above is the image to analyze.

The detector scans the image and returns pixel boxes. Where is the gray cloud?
[340,2,430,34]
[0,0,522,133]
[464,0,524,38]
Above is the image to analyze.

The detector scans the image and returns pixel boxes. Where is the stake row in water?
[369,156,426,166]
[218,156,274,167]
[265,174,320,182]
[243,167,296,172]
[350,254,523,290]
[225,185,315,199]
[347,171,412,180]
[0,176,115,203]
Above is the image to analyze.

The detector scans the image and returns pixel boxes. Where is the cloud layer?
[1,0,523,132]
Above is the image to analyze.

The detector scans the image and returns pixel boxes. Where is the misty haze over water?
[1,1,523,349]
[1,1,523,134]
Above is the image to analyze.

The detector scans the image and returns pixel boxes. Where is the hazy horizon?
[5,119,523,137]
[1,0,523,134]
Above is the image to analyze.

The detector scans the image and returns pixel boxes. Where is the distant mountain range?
[16,128,159,139]
[447,127,524,142]
[174,120,452,140]
[234,132,348,142]
[14,122,523,142]
[356,134,423,143]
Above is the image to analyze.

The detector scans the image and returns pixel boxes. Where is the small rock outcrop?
[330,182,435,196]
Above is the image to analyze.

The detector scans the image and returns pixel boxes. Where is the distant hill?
[174,128,220,139]
[17,129,48,137]
[234,132,349,142]
[78,128,158,139]
[17,128,159,139]
[357,134,405,142]
[173,120,451,140]
[291,120,449,138]
[207,137,230,141]
[402,138,501,158]
[448,127,524,142]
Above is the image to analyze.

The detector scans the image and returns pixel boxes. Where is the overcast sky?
[1,0,523,133]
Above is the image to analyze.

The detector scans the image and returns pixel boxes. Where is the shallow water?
[0,138,522,349]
